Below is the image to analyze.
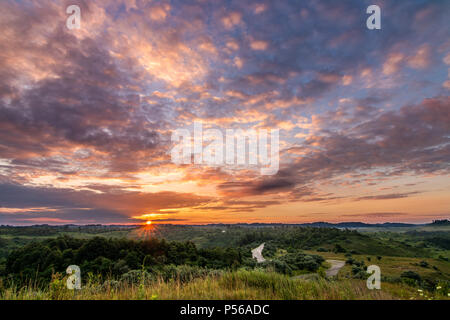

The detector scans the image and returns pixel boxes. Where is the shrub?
[277,252,324,273]
[102,280,120,290]
[159,264,211,282]
[262,259,292,275]
[317,267,326,278]
[120,270,154,284]
[49,273,68,300]
[333,244,346,253]
[419,260,429,268]
[435,280,449,296]
[346,258,355,265]
[351,266,367,279]
[400,271,421,284]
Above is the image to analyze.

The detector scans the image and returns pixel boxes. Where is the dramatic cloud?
[0,0,449,224]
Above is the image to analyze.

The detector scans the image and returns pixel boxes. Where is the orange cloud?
[222,12,242,29]
[342,75,353,86]
[149,4,171,21]
[407,45,431,69]
[250,40,269,51]
[383,53,405,75]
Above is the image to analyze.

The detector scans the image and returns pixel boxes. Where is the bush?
[419,260,429,268]
[317,267,326,278]
[333,244,346,253]
[102,280,120,290]
[113,259,130,275]
[400,271,421,284]
[435,280,449,296]
[262,259,292,275]
[120,270,154,284]
[346,258,355,265]
[158,264,211,282]
[351,266,367,279]
[49,273,68,300]
[278,252,324,273]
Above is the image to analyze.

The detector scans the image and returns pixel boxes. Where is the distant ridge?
[196,221,419,228]
[301,221,418,228]
[3,219,449,228]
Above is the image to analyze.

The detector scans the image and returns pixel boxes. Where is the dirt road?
[251,243,266,263]
[291,259,345,280]
[325,259,345,277]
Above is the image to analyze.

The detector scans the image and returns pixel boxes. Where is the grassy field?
[357,225,450,233]
[306,250,450,282]
[1,270,442,300]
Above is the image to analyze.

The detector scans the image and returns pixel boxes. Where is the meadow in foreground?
[1,270,447,300]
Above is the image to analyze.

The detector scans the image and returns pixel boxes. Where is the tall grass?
[1,269,432,300]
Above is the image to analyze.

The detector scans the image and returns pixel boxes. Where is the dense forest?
[1,235,324,286]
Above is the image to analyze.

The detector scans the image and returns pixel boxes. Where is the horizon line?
[1,219,449,227]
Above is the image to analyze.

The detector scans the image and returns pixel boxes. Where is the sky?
[0,0,449,225]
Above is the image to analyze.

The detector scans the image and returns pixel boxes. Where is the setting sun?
[146,221,152,225]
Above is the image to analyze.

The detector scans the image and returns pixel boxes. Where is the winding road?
[325,259,345,277]
[291,259,345,280]
[251,243,345,278]
[251,243,266,263]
